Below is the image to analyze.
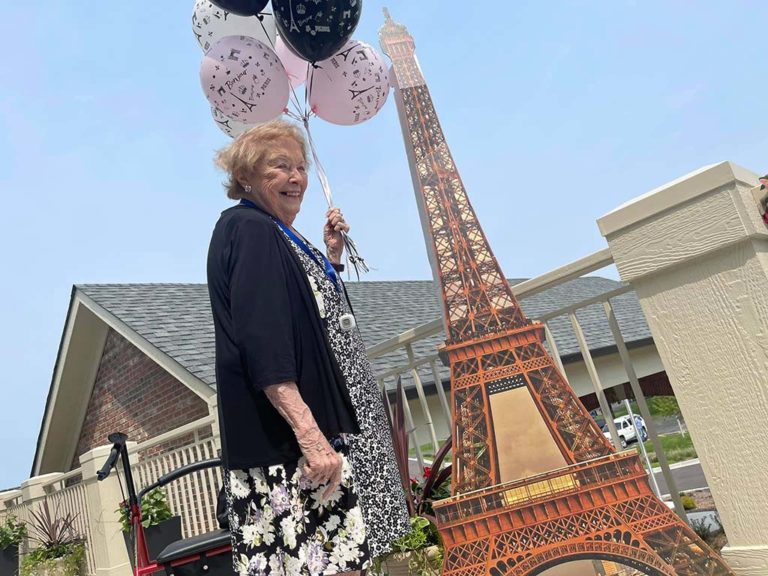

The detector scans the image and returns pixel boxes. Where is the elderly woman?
[207,120,410,576]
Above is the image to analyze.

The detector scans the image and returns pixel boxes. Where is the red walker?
[97,432,234,576]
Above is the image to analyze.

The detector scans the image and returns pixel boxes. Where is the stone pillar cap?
[598,161,759,238]
[21,472,64,488]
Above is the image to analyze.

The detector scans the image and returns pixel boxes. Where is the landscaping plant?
[0,516,27,551]
[1,515,28,576]
[690,513,728,552]
[116,487,181,565]
[20,501,85,576]
[116,488,173,532]
[680,493,697,511]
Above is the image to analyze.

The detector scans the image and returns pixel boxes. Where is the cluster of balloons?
[194,0,390,138]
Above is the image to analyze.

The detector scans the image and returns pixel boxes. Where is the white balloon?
[211,107,257,138]
[192,0,276,53]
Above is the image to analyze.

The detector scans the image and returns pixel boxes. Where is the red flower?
[423,466,432,479]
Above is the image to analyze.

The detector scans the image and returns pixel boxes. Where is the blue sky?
[0,1,765,489]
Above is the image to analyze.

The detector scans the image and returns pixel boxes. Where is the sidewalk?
[652,458,699,473]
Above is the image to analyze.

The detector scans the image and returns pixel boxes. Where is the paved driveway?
[652,459,706,497]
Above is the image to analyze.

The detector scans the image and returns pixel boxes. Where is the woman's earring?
[244,184,252,193]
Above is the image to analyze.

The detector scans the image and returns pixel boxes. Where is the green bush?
[647,396,680,417]
[116,488,173,532]
[20,543,86,576]
[690,517,711,540]
[0,515,27,550]
[21,501,86,576]
[690,513,728,552]
[680,494,697,510]
[372,516,442,575]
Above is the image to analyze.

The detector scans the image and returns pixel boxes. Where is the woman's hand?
[296,428,343,499]
[323,207,350,264]
[263,382,342,499]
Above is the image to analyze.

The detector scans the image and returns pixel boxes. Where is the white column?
[598,161,766,574]
[207,396,222,454]
[79,445,133,576]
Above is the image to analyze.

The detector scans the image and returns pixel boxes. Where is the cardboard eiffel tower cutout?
[379,10,733,576]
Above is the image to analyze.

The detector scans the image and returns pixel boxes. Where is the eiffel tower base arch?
[502,543,673,576]
[436,453,732,576]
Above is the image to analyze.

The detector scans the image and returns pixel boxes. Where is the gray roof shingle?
[77,278,651,390]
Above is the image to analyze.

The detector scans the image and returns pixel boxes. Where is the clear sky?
[0,1,765,489]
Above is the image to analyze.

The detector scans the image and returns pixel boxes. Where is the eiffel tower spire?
[379,15,528,345]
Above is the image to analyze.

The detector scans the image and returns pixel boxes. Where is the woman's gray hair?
[215,119,309,200]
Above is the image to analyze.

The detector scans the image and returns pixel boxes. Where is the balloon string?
[302,117,333,207]
[284,109,303,122]
[302,116,369,279]
[289,81,307,118]
[258,13,305,116]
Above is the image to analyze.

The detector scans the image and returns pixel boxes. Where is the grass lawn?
[409,441,445,464]
[635,432,697,466]
[611,397,681,419]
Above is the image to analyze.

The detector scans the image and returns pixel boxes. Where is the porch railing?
[0,469,96,576]
[129,415,222,539]
[0,244,689,576]
[0,416,222,576]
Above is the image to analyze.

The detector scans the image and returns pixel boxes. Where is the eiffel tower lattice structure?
[379,9,733,576]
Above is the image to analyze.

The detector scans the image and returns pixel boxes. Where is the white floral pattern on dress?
[224,445,369,576]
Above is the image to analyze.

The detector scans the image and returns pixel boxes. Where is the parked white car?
[601,415,648,449]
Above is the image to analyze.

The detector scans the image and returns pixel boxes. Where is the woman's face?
[243,137,308,225]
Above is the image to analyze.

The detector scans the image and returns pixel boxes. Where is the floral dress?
[223,225,410,575]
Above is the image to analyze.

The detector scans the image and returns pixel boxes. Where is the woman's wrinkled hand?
[323,207,350,264]
[296,428,343,498]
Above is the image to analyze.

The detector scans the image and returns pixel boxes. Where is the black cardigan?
[207,204,360,469]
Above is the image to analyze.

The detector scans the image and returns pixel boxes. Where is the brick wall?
[71,328,209,469]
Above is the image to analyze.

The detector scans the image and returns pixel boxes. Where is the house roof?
[77,277,651,389]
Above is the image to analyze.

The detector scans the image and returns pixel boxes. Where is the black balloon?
[209,0,269,17]
[273,0,362,63]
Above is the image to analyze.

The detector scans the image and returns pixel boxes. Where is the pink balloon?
[275,36,309,89]
[309,40,390,126]
[200,35,290,124]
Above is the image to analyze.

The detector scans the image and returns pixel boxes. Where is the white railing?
[0,469,97,576]
[0,416,224,576]
[129,415,222,539]
[45,477,95,576]
[0,245,693,576]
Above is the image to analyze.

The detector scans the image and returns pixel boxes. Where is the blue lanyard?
[239,199,340,290]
